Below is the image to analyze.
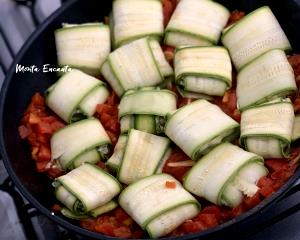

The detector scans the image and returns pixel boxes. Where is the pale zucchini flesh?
[71,149,101,170]
[221,6,292,70]
[240,99,295,158]
[165,99,239,160]
[119,174,200,237]
[112,0,164,47]
[55,23,110,75]
[54,163,121,214]
[106,135,128,172]
[118,130,170,184]
[292,115,300,142]
[236,49,297,110]
[50,118,111,170]
[165,0,230,47]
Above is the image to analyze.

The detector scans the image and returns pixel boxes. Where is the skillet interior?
[1,0,300,239]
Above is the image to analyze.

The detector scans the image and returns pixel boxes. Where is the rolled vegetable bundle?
[240,99,295,158]
[112,0,163,47]
[222,6,291,71]
[54,163,121,217]
[117,129,171,184]
[119,174,200,238]
[50,118,111,170]
[236,49,297,110]
[46,69,109,123]
[292,115,300,142]
[165,99,239,160]
[174,46,232,97]
[101,37,173,96]
[184,143,267,208]
[119,88,177,134]
[165,0,230,47]
[55,23,110,75]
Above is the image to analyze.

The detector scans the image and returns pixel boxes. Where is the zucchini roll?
[165,99,239,160]
[240,99,295,158]
[174,46,232,97]
[292,115,300,142]
[101,37,173,96]
[54,163,121,218]
[184,143,267,208]
[50,118,111,170]
[165,0,230,47]
[119,88,177,134]
[46,69,109,123]
[55,23,110,75]
[117,129,171,184]
[237,49,297,110]
[119,174,200,238]
[112,0,164,47]
[222,6,291,71]
[106,135,128,172]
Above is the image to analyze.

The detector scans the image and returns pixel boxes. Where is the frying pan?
[1,0,300,239]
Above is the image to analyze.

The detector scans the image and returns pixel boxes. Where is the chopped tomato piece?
[18,125,31,139]
[165,180,176,189]
[162,0,174,26]
[226,10,245,26]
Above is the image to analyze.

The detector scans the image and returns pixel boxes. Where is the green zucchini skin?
[46,69,109,123]
[174,46,232,97]
[236,49,297,111]
[55,23,110,76]
[165,0,230,47]
[54,163,121,215]
[50,118,111,170]
[222,6,292,71]
[112,0,164,47]
[119,174,200,238]
[165,99,239,160]
[240,99,295,158]
[184,143,267,207]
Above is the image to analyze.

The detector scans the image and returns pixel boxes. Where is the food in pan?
[18,0,300,238]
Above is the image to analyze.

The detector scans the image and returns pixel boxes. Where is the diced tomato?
[165,180,176,189]
[244,192,261,209]
[257,176,274,197]
[226,10,245,26]
[52,204,62,214]
[36,161,49,172]
[95,222,115,236]
[201,206,222,222]
[18,125,31,139]
[80,219,97,232]
[113,226,132,238]
[265,159,289,172]
[162,0,174,26]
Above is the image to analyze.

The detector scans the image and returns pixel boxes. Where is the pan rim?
[0,1,299,239]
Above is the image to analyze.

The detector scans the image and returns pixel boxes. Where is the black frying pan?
[1,0,300,239]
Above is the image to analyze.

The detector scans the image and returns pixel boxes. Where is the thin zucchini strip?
[106,135,128,172]
[119,88,177,134]
[112,0,164,47]
[101,38,171,96]
[237,49,296,110]
[46,69,109,123]
[50,118,111,170]
[174,46,232,97]
[55,23,110,75]
[119,174,200,238]
[165,99,239,160]
[222,6,291,71]
[240,99,295,158]
[292,115,300,142]
[118,129,170,184]
[165,0,230,47]
[54,163,121,215]
[184,143,268,208]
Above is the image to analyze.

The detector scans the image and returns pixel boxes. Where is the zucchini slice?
[55,23,110,75]
[54,163,121,215]
[240,99,295,158]
[165,99,239,160]
[119,174,200,238]
[112,0,164,47]
[174,46,232,97]
[222,6,292,71]
[50,118,111,170]
[118,129,170,184]
[292,115,300,142]
[237,49,297,110]
[46,69,109,123]
[101,37,171,96]
[184,143,267,208]
[165,0,230,47]
[106,135,128,172]
[119,88,177,134]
